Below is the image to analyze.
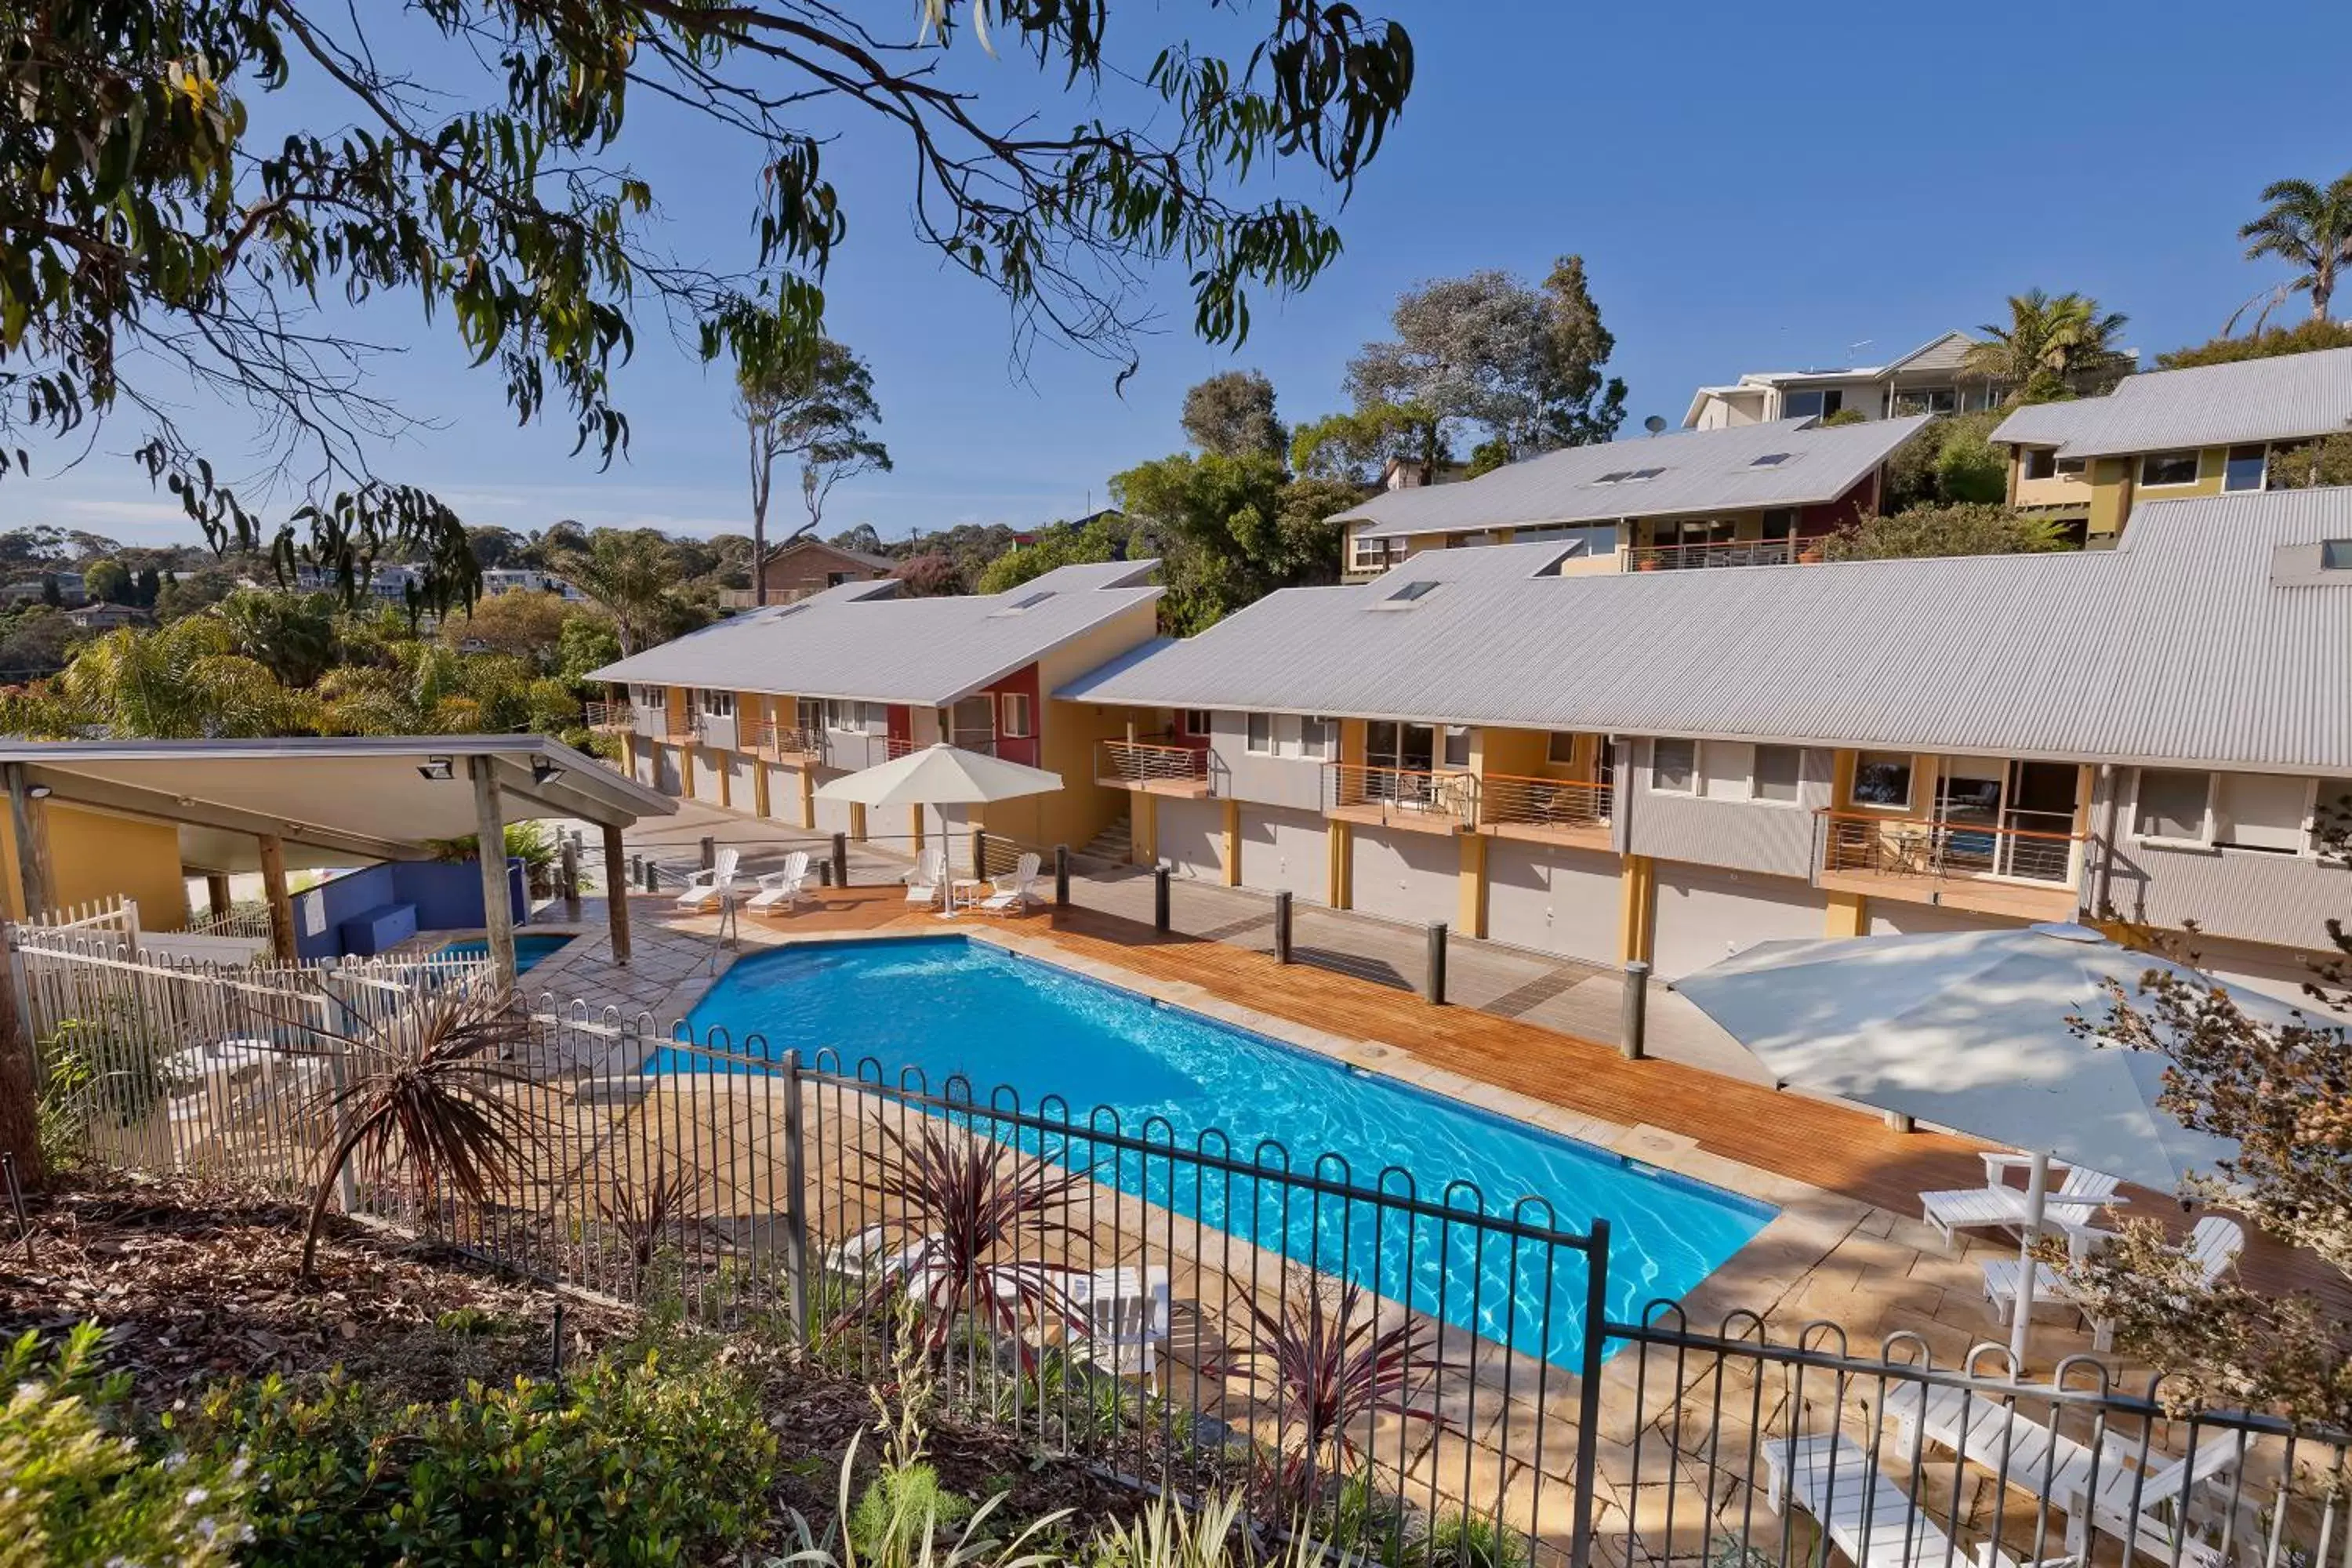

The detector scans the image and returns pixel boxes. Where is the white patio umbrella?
[1671,922,2305,1363]
[813,744,1061,916]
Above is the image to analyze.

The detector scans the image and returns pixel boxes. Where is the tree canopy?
[1321,255,1627,482]
[2232,172,2352,331]
[2156,317,2352,370]
[1963,290,2132,403]
[1180,371,1287,459]
[2,1,1414,615]
[1825,502,2069,562]
[739,339,890,603]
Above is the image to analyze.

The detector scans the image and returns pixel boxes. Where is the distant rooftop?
[1992,347,2352,459]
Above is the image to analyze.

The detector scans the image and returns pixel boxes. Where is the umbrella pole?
[2009,1149,2050,1370]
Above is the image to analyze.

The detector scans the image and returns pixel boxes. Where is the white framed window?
[1000,692,1033,739]
[1700,740,1755,800]
[2223,445,2268,492]
[699,688,734,717]
[1443,725,1472,769]
[1850,751,1915,811]
[634,684,666,710]
[1754,745,1804,804]
[2132,768,2212,844]
[1246,713,1274,754]
[2138,450,2202,487]
[825,699,866,732]
[2212,772,2310,855]
[796,697,823,733]
[1547,731,1578,766]
[1183,710,1211,738]
[1300,716,1335,760]
[1651,738,1697,794]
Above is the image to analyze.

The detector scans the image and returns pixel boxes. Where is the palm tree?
[560,530,682,655]
[1963,290,2132,403]
[2233,173,2352,331]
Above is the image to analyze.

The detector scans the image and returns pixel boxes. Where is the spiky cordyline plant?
[833,1118,1094,1370]
[1221,1279,1459,1508]
[292,986,542,1277]
[598,1152,695,1297]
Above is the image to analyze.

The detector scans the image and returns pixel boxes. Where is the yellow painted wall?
[0,804,189,927]
[1456,832,1486,938]
[1824,891,1867,937]
[1617,853,1655,964]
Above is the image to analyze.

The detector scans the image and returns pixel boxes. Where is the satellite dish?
[1642,415,1667,436]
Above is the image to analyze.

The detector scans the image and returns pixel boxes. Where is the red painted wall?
[976,663,1042,767]
[886,704,913,753]
[1800,472,1879,538]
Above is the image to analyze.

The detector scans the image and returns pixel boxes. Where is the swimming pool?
[664,935,1773,1365]
[437,933,574,972]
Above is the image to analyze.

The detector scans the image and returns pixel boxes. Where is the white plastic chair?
[1983,1214,2244,1352]
[1922,1155,2125,1252]
[1066,1265,1171,1380]
[904,846,946,906]
[673,847,740,911]
[746,851,811,915]
[978,851,1043,916]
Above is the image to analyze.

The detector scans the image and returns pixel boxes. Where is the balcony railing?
[885,734,999,760]
[1097,739,1210,790]
[1479,774,1612,835]
[583,700,637,732]
[1622,538,1822,572]
[1817,808,2085,888]
[1323,763,1479,829]
[744,719,826,760]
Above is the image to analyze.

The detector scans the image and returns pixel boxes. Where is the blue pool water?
[438,934,573,973]
[662,936,1773,1365]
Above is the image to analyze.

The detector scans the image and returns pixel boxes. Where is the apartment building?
[588,561,1163,853]
[1059,492,2352,1005]
[1334,415,1928,580]
[1993,346,2352,541]
[1682,332,1998,430]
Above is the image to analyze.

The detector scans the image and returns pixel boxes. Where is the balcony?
[1815,808,2087,920]
[583,700,637,734]
[1323,763,1479,834]
[745,719,825,764]
[1477,774,1614,852]
[1623,538,1824,572]
[1097,739,1211,797]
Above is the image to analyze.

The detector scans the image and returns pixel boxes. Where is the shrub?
[195,1345,775,1566]
[0,1323,250,1565]
[1827,503,2069,562]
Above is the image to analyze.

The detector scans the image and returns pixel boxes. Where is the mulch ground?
[0,1170,1142,1538]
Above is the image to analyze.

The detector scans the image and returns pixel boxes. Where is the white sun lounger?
[1886,1380,2241,1567]
[1065,1264,1171,1379]
[673,848,740,911]
[1763,1431,2067,1568]
[978,852,1043,916]
[1922,1156,2125,1253]
[746,851,811,915]
[1982,1216,2243,1352]
[904,846,947,907]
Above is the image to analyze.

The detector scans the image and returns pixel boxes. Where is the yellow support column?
[716,748,731,811]
[850,803,867,844]
[753,757,771,818]
[1824,889,1867,938]
[681,746,695,800]
[1328,819,1352,909]
[619,731,636,782]
[1221,800,1241,887]
[1132,792,1157,866]
[798,767,815,829]
[909,806,925,858]
[1617,853,1655,965]
[1457,831,1487,939]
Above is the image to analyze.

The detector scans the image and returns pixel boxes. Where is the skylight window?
[1593,470,1634,485]
[989,589,1058,616]
[1748,452,1792,467]
[2323,539,2352,571]
[1387,580,1440,602]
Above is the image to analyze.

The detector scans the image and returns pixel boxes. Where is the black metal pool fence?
[12,936,2342,1568]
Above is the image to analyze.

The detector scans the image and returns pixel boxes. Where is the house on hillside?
[1682,332,1998,430]
[757,537,896,602]
[1334,415,1929,579]
[589,561,1165,855]
[1993,345,2352,543]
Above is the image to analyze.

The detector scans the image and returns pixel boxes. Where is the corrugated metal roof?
[1338,415,1930,539]
[1991,348,2352,459]
[592,567,1162,706]
[1057,495,2352,773]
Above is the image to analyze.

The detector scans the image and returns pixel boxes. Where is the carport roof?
[0,734,673,867]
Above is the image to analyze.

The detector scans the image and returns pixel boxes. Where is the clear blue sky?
[32,0,2352,549]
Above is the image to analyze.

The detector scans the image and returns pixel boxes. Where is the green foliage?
[194,1346,775,1566]
[1817,407,1868,427]
[1290,401,1437,485]
[2233,172,2352,329]
[851,1457,975,1557]
[1963,290,2132,402]
[1827,503,2069,562]
[891,552,967,597]
[2,1,1412,613]
[217,588,344,686]
[2267,433,2352,489]
[1180,370,1287,459]
[2157,318,2352,368]
[83,557,131,603]
[975,515,1127,596]
[1933,418,2009,505]
[1112,452,1353,632]
[740,338,893,573]
[0,1323,250,1566]
[561,531,713,655]
[1882,410,2009,512]
[557,613,625,684]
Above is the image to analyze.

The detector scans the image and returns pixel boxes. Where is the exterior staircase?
[1076,815,1133,867]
